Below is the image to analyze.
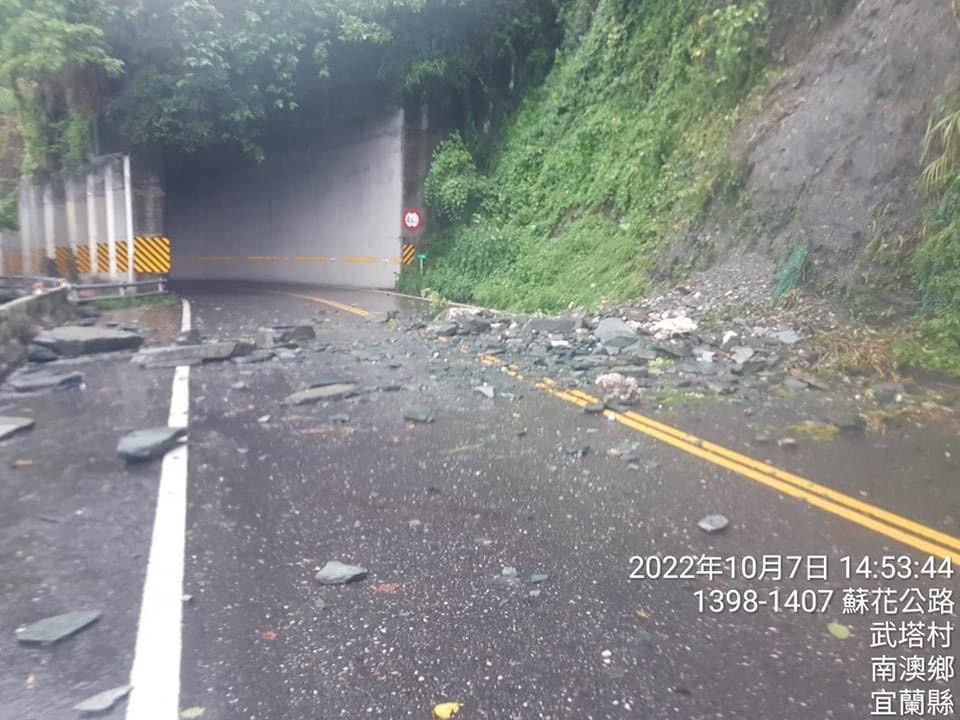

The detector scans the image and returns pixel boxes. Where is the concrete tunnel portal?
[166,108,427,289]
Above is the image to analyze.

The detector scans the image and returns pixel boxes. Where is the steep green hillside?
[404,0,772,311]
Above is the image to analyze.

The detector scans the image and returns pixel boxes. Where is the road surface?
[1,284,957,720]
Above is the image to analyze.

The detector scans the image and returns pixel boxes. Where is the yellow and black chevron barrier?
[401,243,416,265]
[58,236,172,275]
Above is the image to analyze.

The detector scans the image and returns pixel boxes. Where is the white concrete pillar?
[42,183,56,268]
[86,172,98,275]
[65,175,79,276]
[123,154,135,283]
[105,160,118,280]
[21,186,34,274]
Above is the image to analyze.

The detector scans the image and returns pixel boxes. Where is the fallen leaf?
[260,629,278,641]
[371,583,400,594]
[827,622,850,640]
[635,608,649,620]
[433,702,463,719]
[180,708,206,719]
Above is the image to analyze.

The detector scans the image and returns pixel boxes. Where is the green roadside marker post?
[417,252,428,274]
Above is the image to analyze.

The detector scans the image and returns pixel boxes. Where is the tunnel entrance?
[165,109,404,289]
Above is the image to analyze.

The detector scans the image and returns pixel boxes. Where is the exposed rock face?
[693,0,960,286]
[0,288,80,380]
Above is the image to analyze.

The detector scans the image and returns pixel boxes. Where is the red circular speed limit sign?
[403,208,423,231]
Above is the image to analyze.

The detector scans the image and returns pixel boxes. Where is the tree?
[0,0,122,175]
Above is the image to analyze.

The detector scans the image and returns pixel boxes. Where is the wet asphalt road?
[2,284,957,720]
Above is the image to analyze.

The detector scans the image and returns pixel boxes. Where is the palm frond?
[922,107,960,193]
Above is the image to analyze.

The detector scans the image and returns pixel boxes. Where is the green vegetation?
[0,0,560,177]
[404,0,775,312]
[895,93,960,376]
[89,293,179,311]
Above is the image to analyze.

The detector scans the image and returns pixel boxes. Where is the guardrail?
[0,275,67,292]
[70,278,167,304]
[0,275,167,303]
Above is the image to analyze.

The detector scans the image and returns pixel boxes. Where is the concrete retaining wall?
[0,289,78,379]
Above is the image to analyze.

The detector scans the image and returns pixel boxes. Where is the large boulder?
[131,342,238,368]
[8,369,83,393]
[595,318,636,350]
[284,383,358,405]
[32,326,144,357]
[117,427,187,462]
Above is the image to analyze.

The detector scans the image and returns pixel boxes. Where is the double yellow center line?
[257,286,958,563]
[479,354,959,563]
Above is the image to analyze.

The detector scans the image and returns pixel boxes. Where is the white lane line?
[126,299,192,720]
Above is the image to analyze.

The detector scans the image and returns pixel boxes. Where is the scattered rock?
[232,350,274,365]
[118,427,187,462]
[828,409,865,431]
[0,416,35,441]
[596,372,642,405]
[365,311,391,323]
[284,383,358,406]
[564,445,590,458]
[32,326,144,357]
[230,381,248,390]
[783,377,809,391]
[789,368,830,390]
[26,344,59,363]
[501,566,518,578]
[474,383,495,399]
[529,573,549,584]
[458,315,492,334]
[528,317,577,335]
[8,370,83,393]
[330,413,350,424]
[15,610,101,644]
[273,325,316,343]
[73,684,133,715]
[175,329,202,345]
[584,401,606,414]
[697,514,729,534]
[596,317,637,350]
[426,322,459,337]
[769,329,801,345]
[255,327,276,349]
[730,346,755,365]
[403,406,434,423]
[777,437,798,449]
[870,382,906,404]
[651,315,697,338]
[609,365,649,379]
[315,561,368,585]
[623,346,657,363]
[131,342,239,368]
